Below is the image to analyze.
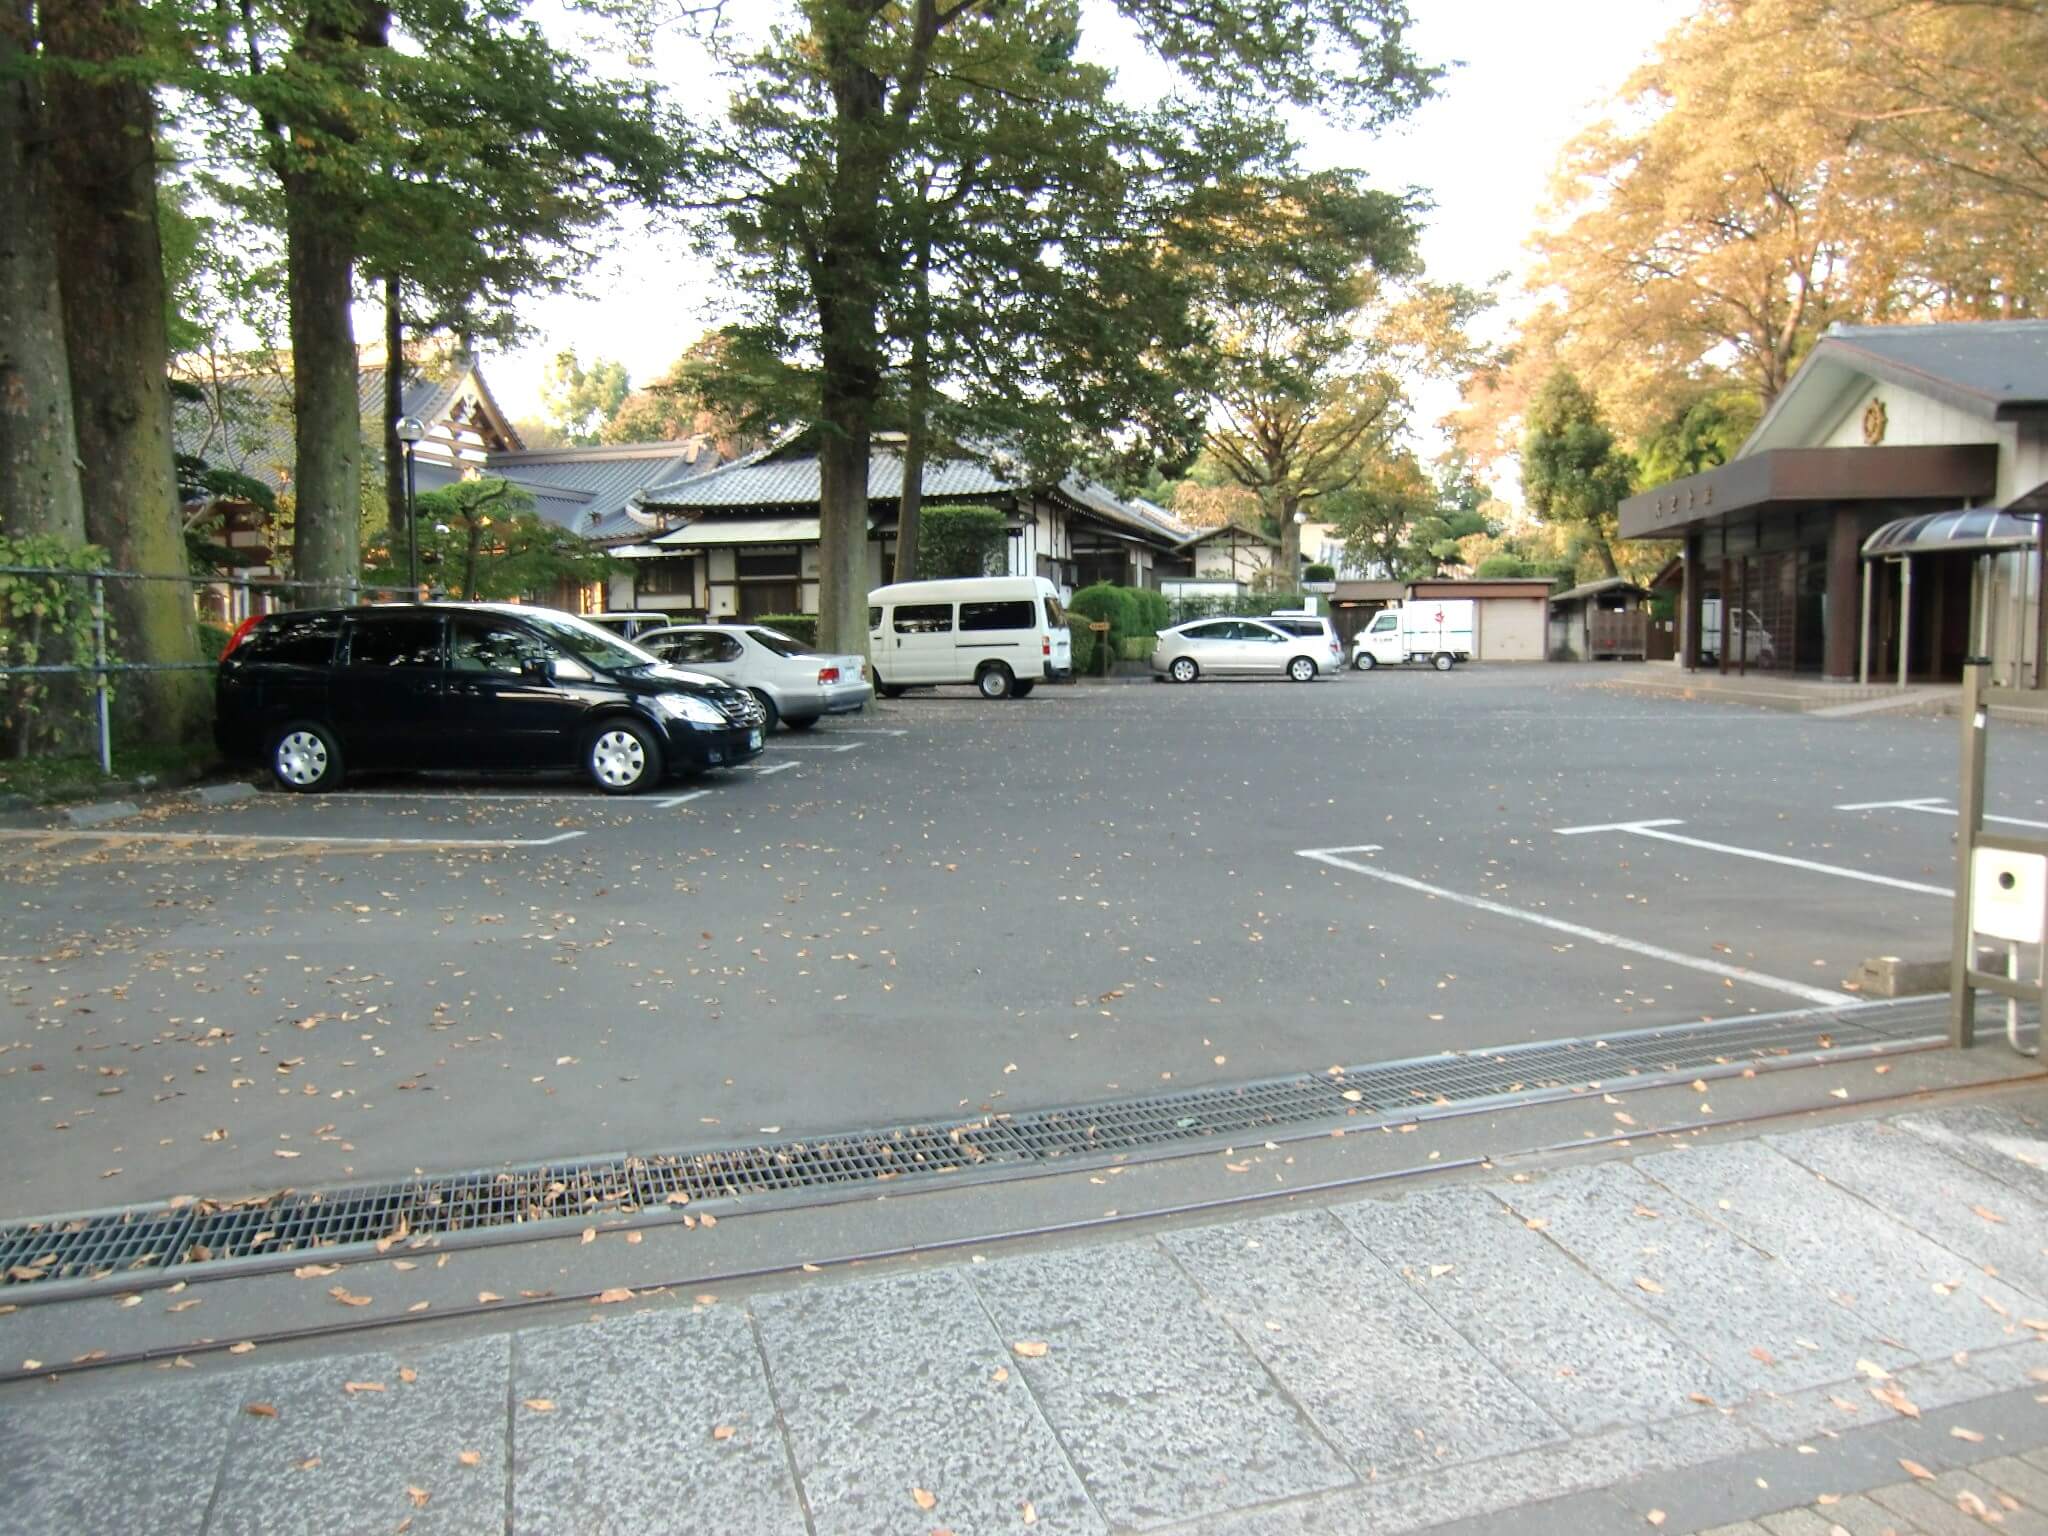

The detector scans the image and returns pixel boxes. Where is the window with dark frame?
[893,603,953,634]
[635,557,695,599]
[959,600,1036,632]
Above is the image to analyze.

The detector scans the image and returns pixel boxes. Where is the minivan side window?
[894,603,953,634]
[243,613,342,666]
[959,600,1035,631]
[346,617,444,669]
[450,618,553,676]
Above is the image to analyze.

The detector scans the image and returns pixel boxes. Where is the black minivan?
[216,603,768,794]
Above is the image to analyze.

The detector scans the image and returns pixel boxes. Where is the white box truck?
[1351,600,1476,672]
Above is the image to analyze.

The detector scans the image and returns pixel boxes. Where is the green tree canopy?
[1520,370,1635,578]
[541,350,632,445]
[364,477,612,600]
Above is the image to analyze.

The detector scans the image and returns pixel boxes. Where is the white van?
[1351,599,1476,671]
[868,576,1073,699]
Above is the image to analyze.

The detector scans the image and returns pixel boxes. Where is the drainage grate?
[0,995,1970,1297]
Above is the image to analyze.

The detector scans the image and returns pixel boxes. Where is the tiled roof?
[1818,321,2048,414]
[172,362,486,493]
[640,447,1011,509]
[486,439,733,540]
[641,440,1193,548]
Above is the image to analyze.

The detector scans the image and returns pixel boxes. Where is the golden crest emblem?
[1861,398,1888,446]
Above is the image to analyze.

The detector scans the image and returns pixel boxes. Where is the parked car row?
[216,602,870,796]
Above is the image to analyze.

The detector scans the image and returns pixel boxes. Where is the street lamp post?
[395,415,427,593]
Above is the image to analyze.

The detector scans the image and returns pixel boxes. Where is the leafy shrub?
[1118,635,1153,662]
[197,621,234,659]
[0,534,110,757]
[915,505,1007,578]
[1167,592,1316,625]
[1068,583,1142,653]
[1066,617,1097,675]
[753,613,817,647]
[1303,562,1336,582]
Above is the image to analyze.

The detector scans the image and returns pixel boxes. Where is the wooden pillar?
[1681,537,1702,670]
[1825,507,1861,680]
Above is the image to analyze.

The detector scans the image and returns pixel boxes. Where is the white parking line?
[766,742,862,753]
[1836,796,2048,831]
[313,790,597,803]
[0,829,587,849]
[828,727,908,736]
[1553,818,1950,898]
[654,789,712,809]
[1298,844,1854,1006]
[739,761,799,777]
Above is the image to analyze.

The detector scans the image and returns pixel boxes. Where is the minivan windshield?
[512,610,662,673]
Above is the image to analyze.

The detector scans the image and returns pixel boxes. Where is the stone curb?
[61,799,140,828]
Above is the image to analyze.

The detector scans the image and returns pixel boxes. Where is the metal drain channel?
[0,996,1962,1302]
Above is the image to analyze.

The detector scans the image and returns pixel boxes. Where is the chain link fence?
[0,567,412,775]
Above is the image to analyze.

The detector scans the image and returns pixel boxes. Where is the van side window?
[868,606,883,631]
[242,613,342,666]
[450,618,552,676]
[346,617,444,669]
[960,600,1035,631]
[894,603,953,634]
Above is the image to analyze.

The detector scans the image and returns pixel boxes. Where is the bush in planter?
[1303,562,1337,583]
[753,613,818,647]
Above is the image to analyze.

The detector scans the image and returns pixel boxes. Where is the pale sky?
[484,0,1694,434]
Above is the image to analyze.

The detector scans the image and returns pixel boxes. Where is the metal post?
[1950,657,1987,1048]
[89,575,111,775]
[404,441,420,594]
[1897,557,1912,689]
[2035,517,2047,690]
[1858,559,1872,686]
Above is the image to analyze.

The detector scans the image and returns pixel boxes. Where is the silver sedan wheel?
[590,728,648,788]
[275,730,328,787]
[1170,657,1198,683]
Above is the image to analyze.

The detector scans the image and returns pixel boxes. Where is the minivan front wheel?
[586,720,662,794]
[977,662,1015,700]
[1287,656,1318,683]
[271,721,342,793]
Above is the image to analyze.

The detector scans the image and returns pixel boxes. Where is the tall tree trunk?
[383,273,405,549]
[0,2,83,546]
[43,0,209,751]
[1276,492,1302,587]
[1592,525,1620,578]
[286,171,362,606]
[892,219,932,585]
[0,0,91,755]
[280,0,388,608]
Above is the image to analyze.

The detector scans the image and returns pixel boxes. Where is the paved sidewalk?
[5,1093,2048,1535]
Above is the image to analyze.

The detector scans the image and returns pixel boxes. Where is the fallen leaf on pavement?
[712,1424,735,1441]
[1635,1276,1664,1295]
[522,1399,555,1413]
[228,1341,256,1355]
[399,1367,417,1384]
[913,1488,937,1511]
[406,1487,430,1508]
[1971,1204,2005,1224]
[328,1286,371,1308]
[1870,1383,1919,1418]
[457,1450,482,1467]
[343,1381,386,1394]
[1011,1340,1048,1359]
[1950,1425,1984,1442]
[596,1288,633,1305]
[477,1292,503,1304]
[294,1264,340,1279]
[1899,1458,1933,1480]
[1645,1512,1665,1528]
[243,1402,278,1418]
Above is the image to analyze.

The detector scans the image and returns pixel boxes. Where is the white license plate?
[748,729,763,749]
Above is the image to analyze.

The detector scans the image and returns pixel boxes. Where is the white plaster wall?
[1819,382,2025,500]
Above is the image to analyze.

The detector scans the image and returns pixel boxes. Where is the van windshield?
[514,611,661,673]
[1044,595,1065,626]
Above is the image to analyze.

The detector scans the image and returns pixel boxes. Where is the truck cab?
[1352,600,1475,672]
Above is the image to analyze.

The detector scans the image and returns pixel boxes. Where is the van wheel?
[977,662,1015,699]
[1169,656,1199,684]
[1433,652,1455,672]
[1287,656,1318,683]
[748,688,780,732]
[271,721,343,793]
[876,674,907,699]
[1353,652,1376,672]
[586,719,662,794]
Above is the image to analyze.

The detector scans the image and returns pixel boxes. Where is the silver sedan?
[1151,617,1342,683]
[636,623,873,730]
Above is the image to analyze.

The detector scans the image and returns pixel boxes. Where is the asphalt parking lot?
[3,666,2043,1221]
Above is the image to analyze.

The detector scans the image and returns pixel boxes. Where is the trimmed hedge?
[1166,592,1318,625]
[1066,617,1098,675]
[753,613,818,647]
[1068,583,1141,655]
[1118,635,1153,662]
